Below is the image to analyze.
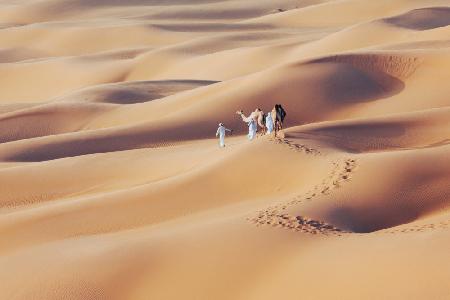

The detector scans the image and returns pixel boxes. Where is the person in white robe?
[216,123,232,147]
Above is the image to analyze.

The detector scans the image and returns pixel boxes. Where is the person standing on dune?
[216,123,232,147]
[265,111,274,134]
[236,110,257,140]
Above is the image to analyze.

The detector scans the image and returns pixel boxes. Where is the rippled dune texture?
[0,0,449,299]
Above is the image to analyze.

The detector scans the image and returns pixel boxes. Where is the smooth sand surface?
[0,0,449,299]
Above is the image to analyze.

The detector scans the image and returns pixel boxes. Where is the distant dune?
[0,0,449,299]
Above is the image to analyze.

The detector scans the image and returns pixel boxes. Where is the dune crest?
[0,0,449,299]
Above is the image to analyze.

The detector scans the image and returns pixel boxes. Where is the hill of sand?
[0,0,449,299]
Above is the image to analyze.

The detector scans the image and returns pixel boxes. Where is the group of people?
[216,104,287,147]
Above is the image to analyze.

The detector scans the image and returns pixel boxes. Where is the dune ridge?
[0,0,449,299]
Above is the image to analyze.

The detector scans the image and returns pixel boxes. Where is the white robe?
[247,119,257,140]
[265,112,274,134]
[239,112,258,141]
[216,125,231,147]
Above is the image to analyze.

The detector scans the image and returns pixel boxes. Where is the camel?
[271,104,286,136]
[275,104,286,131]
[237,108,280,138]
[236,109,262,140]
[254,108,266,136]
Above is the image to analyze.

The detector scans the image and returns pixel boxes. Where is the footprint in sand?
[248,139,359,236]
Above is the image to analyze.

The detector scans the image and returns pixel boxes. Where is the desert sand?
[0,0,449,299]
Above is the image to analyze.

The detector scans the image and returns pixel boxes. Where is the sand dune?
[0,0,449,299]
[5,50,444,154]
[384,6,450,30]
[58,79,218,104]
[286,107,450,152]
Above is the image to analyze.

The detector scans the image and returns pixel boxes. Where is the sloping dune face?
[384,7,450,30]
[0,0,449,299]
